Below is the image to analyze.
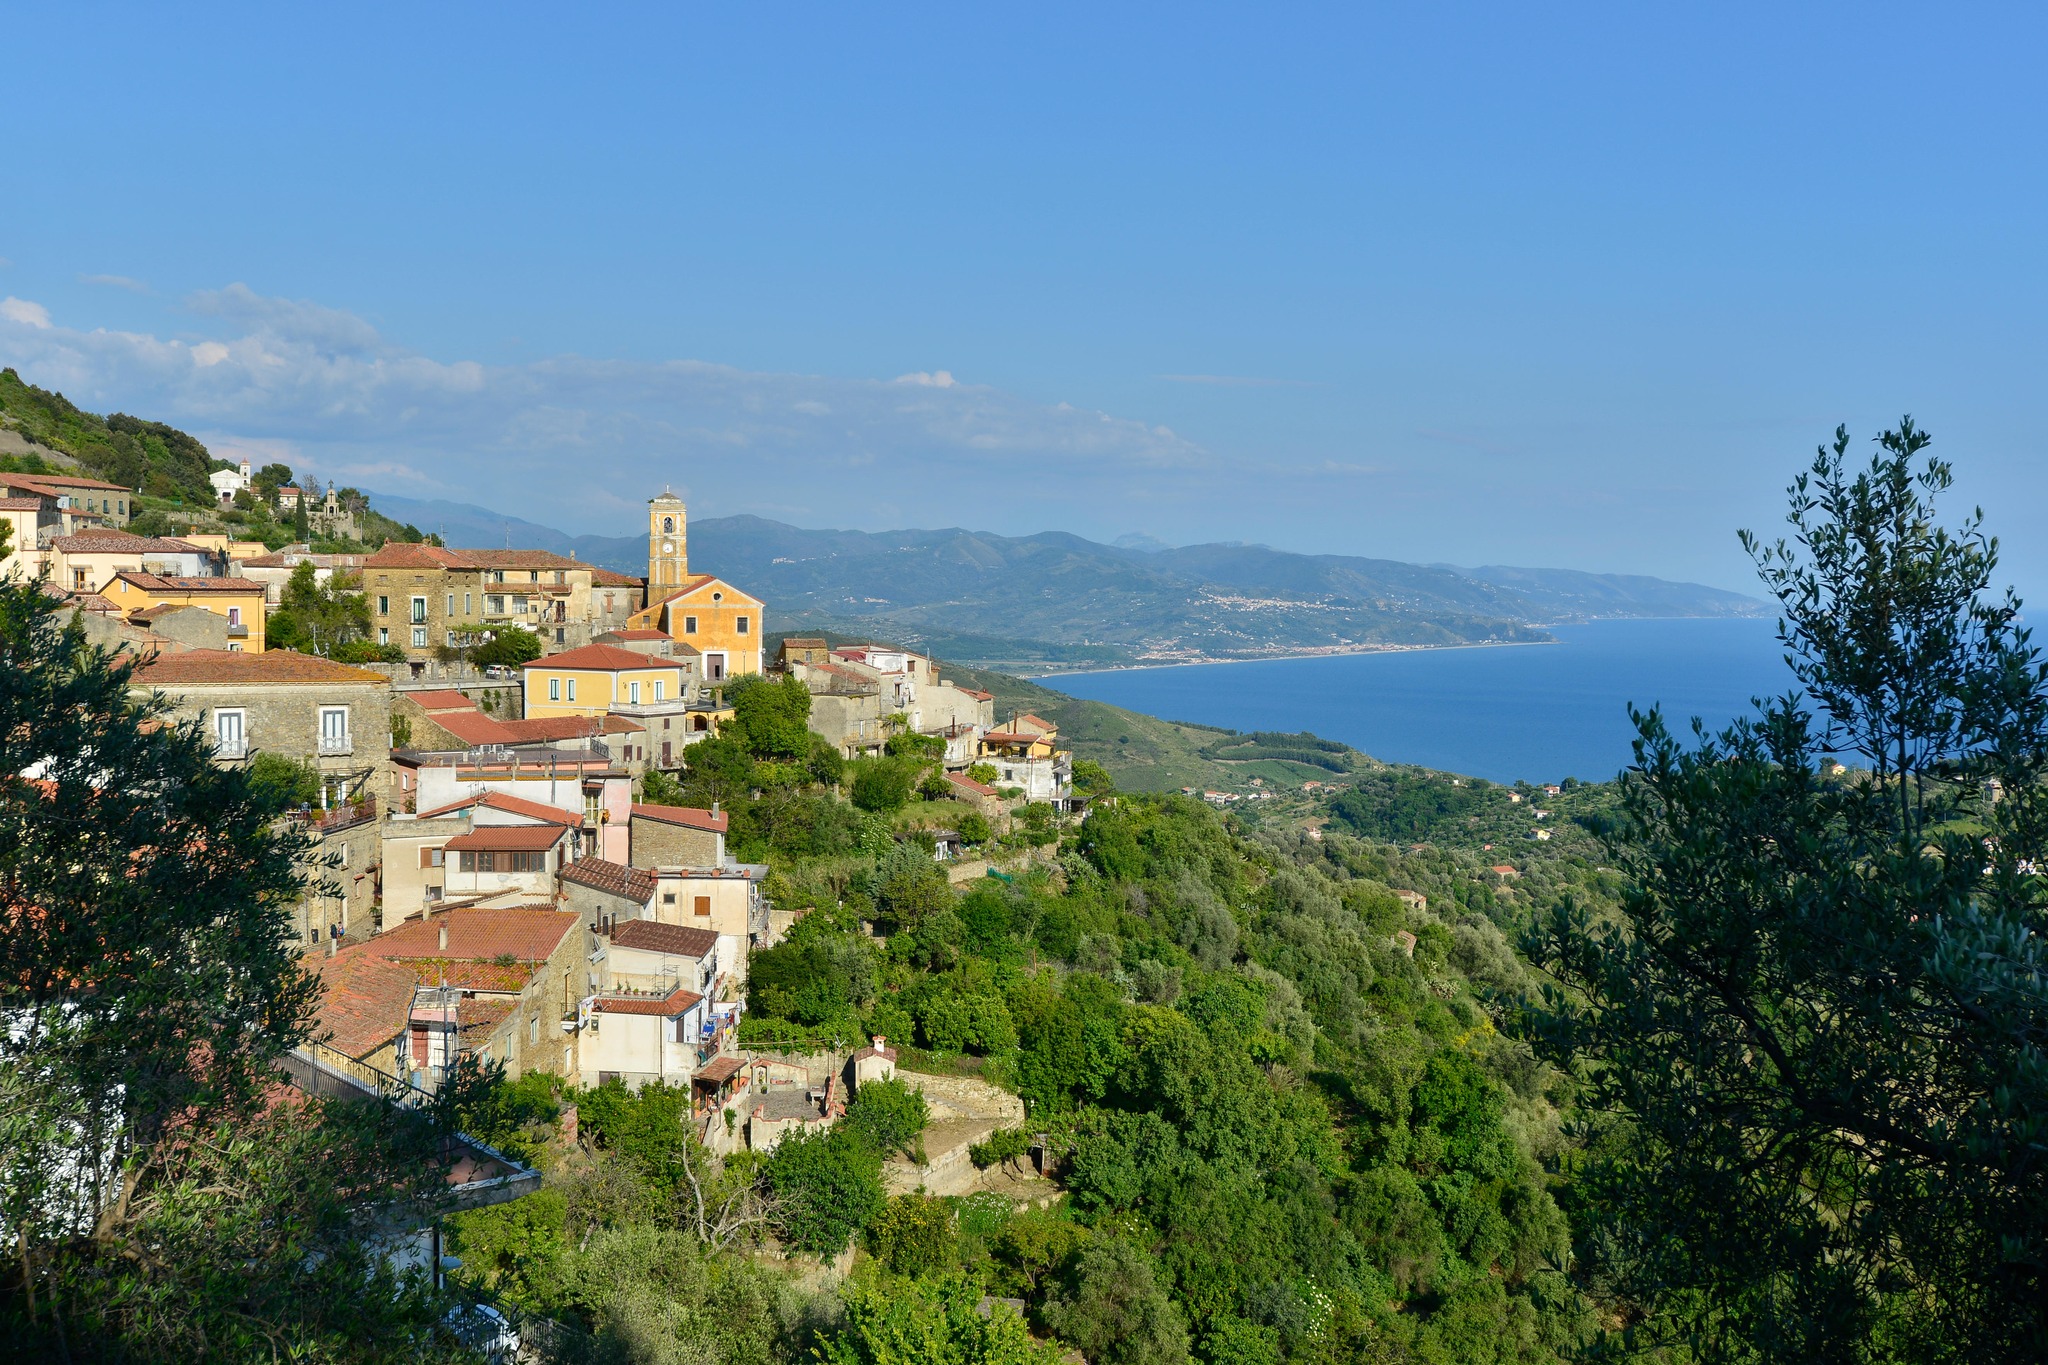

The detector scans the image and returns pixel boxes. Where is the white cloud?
[0,284,1211,534]
[80,273,150,293]
[1,297,51,328]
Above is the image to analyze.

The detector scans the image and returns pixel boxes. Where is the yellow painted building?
[625,491,764,681]
[522,644,691,719]
[105,571,268,651]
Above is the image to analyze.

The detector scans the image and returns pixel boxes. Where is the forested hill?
[0,367,217,500]
[371,492,1767,671]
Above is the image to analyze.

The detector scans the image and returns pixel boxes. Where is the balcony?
[214,738,249,760]
[317,733,353,755]
[226,623,250,639]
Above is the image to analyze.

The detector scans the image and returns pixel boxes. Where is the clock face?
[661,540,675,554]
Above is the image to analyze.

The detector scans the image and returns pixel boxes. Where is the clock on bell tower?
[648,490,689,591]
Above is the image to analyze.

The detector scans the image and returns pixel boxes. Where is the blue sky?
[3,3,2045,595]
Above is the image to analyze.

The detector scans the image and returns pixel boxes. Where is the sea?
[1047,617,1794,786]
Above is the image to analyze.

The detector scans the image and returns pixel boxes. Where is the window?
[319,707,349,752]
[548,677,561,701]
[629,681,641,705]
[555,628,564,644]
[460,850,545,873]
[377,595,389,615]
[530,1015,540,1046]
[410,596,427,624]
[662,516,674,533]
[228,643,243,653]
[493,570,505,584]
[214,709,246,758]
[652,680,664,701]
[412,626,428,648]
[529,570,539,583]
[584,791,601,823]
[227,606,242,627]
[446,594,454,616]
[72,569,87,589]
[512,595,529,613]
[694,895,711,917]
[566,679,576,702]
[338,844,351,867]
[465,593,472,614]
[419,847,445,869]
[662,891,677,907]
[486,595,504,615]
[378,628,389,645]
[736,615,750,635]
[683,616,697,634]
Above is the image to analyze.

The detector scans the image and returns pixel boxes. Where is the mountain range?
[368,492,1767,671]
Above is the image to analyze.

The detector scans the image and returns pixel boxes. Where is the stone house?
[393,749,631,863]
[289,799,383,950]
[604,920,720,996]
[628,803,727,867]
[235,548,367,606]
[559,856,656,931]
[578,985,710,1091]
[104,571,267,650]
[363,904,590,1083]
[646,864,769,991]
[443,823,575,900]
[131,648,394,807]
[0,472,135,529]
[379,811,473,923]
[309,948,419,1077]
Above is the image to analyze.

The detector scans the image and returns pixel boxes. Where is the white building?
[209,458,252,505]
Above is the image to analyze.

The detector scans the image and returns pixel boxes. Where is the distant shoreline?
[1018,615,1774,682]
[1023,637,1560,682]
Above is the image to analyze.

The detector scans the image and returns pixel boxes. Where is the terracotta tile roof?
[52,532,206,554]
[650,575,760,608]
[630,803,728,833]
[459,550,586,570]
[958,688,993,701]
[111,572,264,594]
[590,568,643,587]
[457,997,520,1040]
[387,958,535,992]
[0,496,49,510]
[371,906,581,964]
[599,715,644,734]
[610,920,717,958]
[134,648,390,685]
[404,689,478,712]
[417,791,582,826]
[528,643,675,672]
[364,542,480,570]
[17,471,131,492]
[426,710,520,746]
[594,986,703,1017]
[445,825,569,852]
[561,857,656,903]
[781,637,828,649]
[312,951,419,1058]
[946,771,998,798]
[128,603,210,622]
[598,629,672,642]
[237,551,365,569]
[1013,714,1057,733]
[694,1055,744,1084]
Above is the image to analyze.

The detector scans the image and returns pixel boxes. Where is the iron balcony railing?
[318,732,352,754]
[215,737,249,760]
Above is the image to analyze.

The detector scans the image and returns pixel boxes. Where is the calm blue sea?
[1048,618,1794,785]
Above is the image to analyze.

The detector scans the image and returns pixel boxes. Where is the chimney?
[438,922,449,951]
[872,1035,886,1053]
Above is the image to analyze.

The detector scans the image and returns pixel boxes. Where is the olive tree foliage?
[1528,420,2048,1363]
[0,562,465,1359]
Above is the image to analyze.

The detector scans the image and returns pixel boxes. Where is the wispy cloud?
[1155,373,1315,388]
[79,273,150,294]
[0,286,1212,534]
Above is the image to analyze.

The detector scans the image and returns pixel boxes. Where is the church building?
[627,490,765,681]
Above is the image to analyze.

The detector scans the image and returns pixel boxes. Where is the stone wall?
[630,815,721,868]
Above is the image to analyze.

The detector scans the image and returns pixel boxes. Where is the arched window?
[662,516,674,534]
[692,714,710,732]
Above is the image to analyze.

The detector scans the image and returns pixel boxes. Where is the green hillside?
[0,367,216,502]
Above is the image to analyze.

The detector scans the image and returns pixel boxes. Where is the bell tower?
[648,490,688,594]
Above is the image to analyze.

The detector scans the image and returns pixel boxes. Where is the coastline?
[1024,636,1561,682]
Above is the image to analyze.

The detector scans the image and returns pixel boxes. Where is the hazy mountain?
[365,493,1766,669]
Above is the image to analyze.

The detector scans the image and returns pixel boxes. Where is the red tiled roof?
[52,533,206,554]
[457,996,520,1038]
[561,857,656,903]
[599,715,643,734]
[387,958,535,992]
[407,689,479,712]
[459,549,587,570]
[694,1055,744,1084]
[610,920,717,958]
[599,629,672,642]
[528,643,675,672]
[590,568,643,587]
[17,472,131,492]
[370,906,581,963]
[426,710,520,746]
[0,496,49,510]
[111,572,264,594]
[134,648,389,685]
[594,986,703,1017]
[416,791,582,826]
[630,803,727,833]
[1013,714,1056,733]
[364,542,479,570]
[312,951,418,1058]
[445,825,569,852]
[946,771,998,798]
[958,688,993,702]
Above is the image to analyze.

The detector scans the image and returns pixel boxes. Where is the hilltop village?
[0,475,1073,1134]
